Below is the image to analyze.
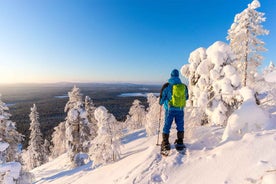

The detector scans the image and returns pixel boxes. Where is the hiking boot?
[161,133,170,151]
[174,131,186,151]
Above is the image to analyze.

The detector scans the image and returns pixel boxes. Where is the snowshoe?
[174,139,186,154]
[160,142,171,157]
[175,145,186,155]
[160,149,170,157]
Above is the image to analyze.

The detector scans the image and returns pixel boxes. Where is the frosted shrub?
[89,106,121,167]
[126,99,146,131]
[145,94,160,136]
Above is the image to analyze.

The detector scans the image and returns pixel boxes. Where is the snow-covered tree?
[43,139,51,160]
[85,96,98,140]
[227,0,269,87]
[0,142,21,184]
[181,42,242,126]
[25,104,46,169]
[125,99,146,131]
[64,86,91,166]
[263,61,276,76]
[145,93,161,136]
[89,106,121,167]
[0,94,22,162]
[206,42,242,126]
[51,122,66,158]
[181,47,210,126]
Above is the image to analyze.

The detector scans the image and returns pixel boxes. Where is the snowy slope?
[31,126,276,184]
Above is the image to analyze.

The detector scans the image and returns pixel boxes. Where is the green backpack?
[169,84,186,108]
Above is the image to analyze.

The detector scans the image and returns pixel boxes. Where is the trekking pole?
[156,105,162,146]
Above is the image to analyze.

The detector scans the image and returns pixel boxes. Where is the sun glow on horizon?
[0,67,59,84]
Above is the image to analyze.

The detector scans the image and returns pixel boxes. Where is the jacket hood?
[168,77,182,85]
[171,69,179,77]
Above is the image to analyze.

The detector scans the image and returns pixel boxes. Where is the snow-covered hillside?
[31,125,276,184]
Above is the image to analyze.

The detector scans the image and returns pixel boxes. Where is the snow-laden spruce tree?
[85,96,98,140]
[0,94,22,162]
[125,99,146,131]
[145,93,162,136]
[43,139,51,160]
[227,0,269,87]
[181,42,242,126]
[25,104,46,169]
[89,106,121,167]
[51,121,66,158]
[64,86,91,165]
[263,61,276,77]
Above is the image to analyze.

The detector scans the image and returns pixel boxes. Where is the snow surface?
[0,162,21,184]
[31,126,276,184]
[0,142,9,152]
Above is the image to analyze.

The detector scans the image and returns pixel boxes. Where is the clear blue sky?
[0,0,275,84]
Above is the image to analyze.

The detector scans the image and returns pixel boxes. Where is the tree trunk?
[243,25,249,87]
[243,59,248,87]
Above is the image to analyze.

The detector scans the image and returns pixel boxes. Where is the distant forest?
[0,83,160,148]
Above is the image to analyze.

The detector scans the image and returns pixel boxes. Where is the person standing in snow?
[159,69,189,155]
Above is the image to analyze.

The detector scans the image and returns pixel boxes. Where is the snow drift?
[222,87,271,141]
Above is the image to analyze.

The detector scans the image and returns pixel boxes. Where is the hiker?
[159,69,189,155]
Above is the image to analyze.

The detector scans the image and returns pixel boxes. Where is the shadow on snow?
[121,129,147,144]
[33,162,92,183]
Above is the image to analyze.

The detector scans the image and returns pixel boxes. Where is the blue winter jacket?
[159,77,189,111]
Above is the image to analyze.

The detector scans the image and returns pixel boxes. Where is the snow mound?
[222,87,271,141]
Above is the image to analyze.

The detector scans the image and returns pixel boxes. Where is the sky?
[0,0,275,84]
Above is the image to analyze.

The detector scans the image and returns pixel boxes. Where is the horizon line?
[0,81,163,86]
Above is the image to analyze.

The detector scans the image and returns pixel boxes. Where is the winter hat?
[171,69,179,77]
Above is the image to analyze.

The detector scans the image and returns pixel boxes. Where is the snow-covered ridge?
[31,127,276,184]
